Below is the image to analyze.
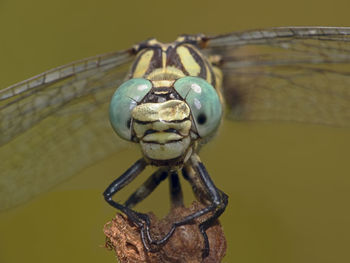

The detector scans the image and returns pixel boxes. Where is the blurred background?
[0,0,349,262]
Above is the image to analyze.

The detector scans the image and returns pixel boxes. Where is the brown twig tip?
[104,201,226,263]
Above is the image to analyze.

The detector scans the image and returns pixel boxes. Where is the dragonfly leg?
[103,158,154,249]
[124,168,169,208]
[169,171,184,208]
[104,163,176,252]
[145,154,228,258]
[132,170,185,250]
[137,171,185,250]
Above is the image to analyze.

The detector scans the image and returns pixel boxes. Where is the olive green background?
[0,0,349,262]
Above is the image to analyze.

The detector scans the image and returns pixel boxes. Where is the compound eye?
[109,78,152,140]
[174,76,222,137]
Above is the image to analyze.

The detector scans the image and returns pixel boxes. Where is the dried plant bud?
[104,201,226,263]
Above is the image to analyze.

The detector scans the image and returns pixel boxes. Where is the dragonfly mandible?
[1,27,350,257]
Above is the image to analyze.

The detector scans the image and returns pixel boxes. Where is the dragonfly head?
[109,77,222,166]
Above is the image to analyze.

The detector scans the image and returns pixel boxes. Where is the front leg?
[124,168,169,209]
[103,159,153,246]
[103,158,147,213]
[145,154,228,259]
[192,156,228,258]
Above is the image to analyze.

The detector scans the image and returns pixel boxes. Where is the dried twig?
[104,201,226,263]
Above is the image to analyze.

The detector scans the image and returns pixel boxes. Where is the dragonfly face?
[131,97,193,164]
[109,38,222,167]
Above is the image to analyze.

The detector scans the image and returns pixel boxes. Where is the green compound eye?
[174,76,222,138]
[109,78,152,140]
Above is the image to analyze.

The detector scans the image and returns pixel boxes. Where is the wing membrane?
[204,27,350,126]
[0,49,134,210]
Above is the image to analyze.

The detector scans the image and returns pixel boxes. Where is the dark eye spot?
[197,113,207,125]
[127,118,131,129]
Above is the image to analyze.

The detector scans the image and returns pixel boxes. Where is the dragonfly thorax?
[129,38,217,88]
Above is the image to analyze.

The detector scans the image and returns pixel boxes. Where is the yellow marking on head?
[133,50,154,78]
[132,100,190,122]
[140,137,191,160]
[147,67,185,81]
[176,46,201,76]
[152,80,174,88]
[154,91,169,94]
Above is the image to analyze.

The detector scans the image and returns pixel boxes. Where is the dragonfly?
[1,27,350,258]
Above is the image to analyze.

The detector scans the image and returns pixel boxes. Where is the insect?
[1,27,350,257]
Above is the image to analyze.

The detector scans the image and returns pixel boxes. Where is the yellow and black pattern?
[129,37,217,89]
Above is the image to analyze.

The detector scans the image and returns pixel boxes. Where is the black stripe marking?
[204,58,216,88]
[142,139,183,145]
[144,48,163,77]
[166,45,189,76]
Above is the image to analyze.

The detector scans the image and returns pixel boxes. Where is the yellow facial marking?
[132,100,190,122]
[143,132,183,143]
[140,137,191,160]
[147,67,185,81]
[152,80,174,88]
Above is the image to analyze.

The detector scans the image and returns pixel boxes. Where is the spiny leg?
[124,168,169,209]
[146,154,228,259]
[182,163,208,205]
[104,165,185,252]
[169,171,184,208]
[194,160,228,258]
[136,170,186,249]
[103,158,147,212]
[182,158,228,257]
[103,158,155,250]
[177,155,228,257]
[141,171,185,248]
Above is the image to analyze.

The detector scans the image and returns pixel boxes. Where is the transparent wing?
[0,49,135,210]
[204,27,350,126]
